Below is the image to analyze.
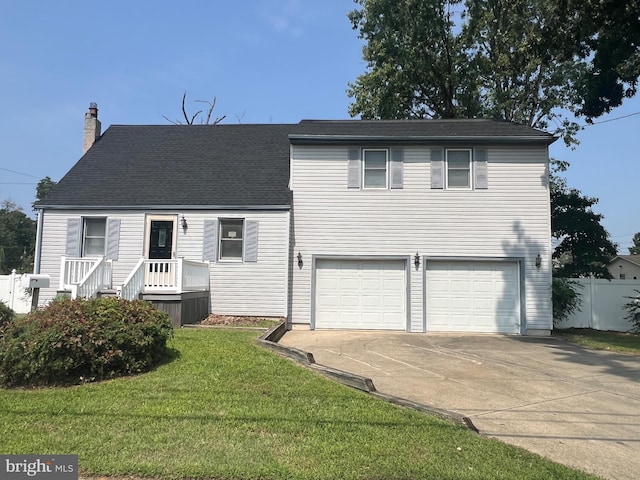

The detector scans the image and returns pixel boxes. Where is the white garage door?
[315,259,406,330]
[426,261,520,333]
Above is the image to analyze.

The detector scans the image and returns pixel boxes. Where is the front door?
[149,220,174,259]
[145,216,177,288]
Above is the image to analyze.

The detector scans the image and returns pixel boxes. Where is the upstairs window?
[446,149,472,189]
[363,149,388,188]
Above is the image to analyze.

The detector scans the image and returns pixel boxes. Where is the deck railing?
[142,259,210,292]
[61,256,112,299]
[118,257,146,301]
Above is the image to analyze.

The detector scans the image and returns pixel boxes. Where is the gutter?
[288,134,557,146]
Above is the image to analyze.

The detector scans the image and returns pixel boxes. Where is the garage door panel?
[427,261,520,334]
[315,259,406,330]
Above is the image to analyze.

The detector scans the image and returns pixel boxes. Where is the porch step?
[97,289,119,298]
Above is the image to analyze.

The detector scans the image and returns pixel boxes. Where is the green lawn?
[0,329,599,480]
[554,328,640,354]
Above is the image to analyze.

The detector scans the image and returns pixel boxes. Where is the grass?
[554,328,640,354]
[0,329,599,480]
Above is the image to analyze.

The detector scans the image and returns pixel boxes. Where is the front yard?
[0,328,598,479]
[554,328,640,354]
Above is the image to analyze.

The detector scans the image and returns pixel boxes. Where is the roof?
[290,119,557,145]
[38,119,556,209]
[612,255,640,268]
[39,124,295,209]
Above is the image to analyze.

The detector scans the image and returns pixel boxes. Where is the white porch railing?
[118,258,210,299]
[118,258,147,301]
[60,256,112,299]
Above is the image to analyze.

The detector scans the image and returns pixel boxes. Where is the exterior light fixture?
[181,215,188,231]
[535,253,541,268]
[414,252,420,269]
[297,252,303,268]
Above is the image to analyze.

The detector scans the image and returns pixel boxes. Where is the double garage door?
[314,259,520,333]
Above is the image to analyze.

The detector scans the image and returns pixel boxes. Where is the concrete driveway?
[279,330,640,480]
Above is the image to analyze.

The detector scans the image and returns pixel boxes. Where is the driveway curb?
[257,323,478,432]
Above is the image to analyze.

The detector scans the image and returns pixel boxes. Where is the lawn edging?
[257,322,478,432]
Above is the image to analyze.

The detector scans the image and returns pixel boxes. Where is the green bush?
[624,290,640,332]
[0,301,16,331]
[0,297,173,387]
[552,277,583,325]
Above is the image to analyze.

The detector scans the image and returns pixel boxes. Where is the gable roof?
[38,119,555,210]
[612,255,640,268]
[39,124,295,209]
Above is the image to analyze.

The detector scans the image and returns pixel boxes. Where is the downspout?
[33,209,44,274]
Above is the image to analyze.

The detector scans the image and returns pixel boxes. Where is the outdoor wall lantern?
[535,253,542,268]
[297,252,303,269]
[414,252,421,269]
[181,215,188,232]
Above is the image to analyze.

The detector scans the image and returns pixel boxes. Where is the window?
[446,149,471,188]
[620,273,626,280]
[219,219,244,260]
[363,149,388,188]
[83,218,106,256]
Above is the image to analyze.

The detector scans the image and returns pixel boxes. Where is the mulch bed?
[199,313,284,327]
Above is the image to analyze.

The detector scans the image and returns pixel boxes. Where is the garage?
[426,260,521,334]
[314,259,406,330]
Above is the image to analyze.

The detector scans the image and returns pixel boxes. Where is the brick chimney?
[83,102,102,154]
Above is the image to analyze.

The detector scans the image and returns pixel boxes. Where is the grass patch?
[1,329,598,479]
[554,328,640,354]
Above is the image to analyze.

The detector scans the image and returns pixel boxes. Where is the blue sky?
[0,0,638,252]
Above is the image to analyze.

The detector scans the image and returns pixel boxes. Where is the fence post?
[9,269,17,311]
[589,276,596,329]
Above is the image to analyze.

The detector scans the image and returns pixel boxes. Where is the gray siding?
[290,145,552,332]
[38,209,289,317]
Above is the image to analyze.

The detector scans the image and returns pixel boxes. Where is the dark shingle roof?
[39,124,295,208]
[291,119,557,145]
[39,119,556,209]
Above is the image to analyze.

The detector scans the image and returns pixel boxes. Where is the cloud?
[260,0,305,38]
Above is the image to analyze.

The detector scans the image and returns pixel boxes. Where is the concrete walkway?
[280,331,640,480]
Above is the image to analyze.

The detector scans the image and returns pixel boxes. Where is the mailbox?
[27,274,51,288]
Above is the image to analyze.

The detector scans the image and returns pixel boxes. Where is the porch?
[59,256,210,326]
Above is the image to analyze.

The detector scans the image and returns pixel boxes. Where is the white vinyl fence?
[0,270,32,314]
[561,278,640,332]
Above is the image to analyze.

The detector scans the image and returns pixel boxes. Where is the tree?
[550,161,617,278]
[32,176,57,210]
[163,91,226,125]
[348,0,640,144]
[630,233,640,255]
[0,201,36,274]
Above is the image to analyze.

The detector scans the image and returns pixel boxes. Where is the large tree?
[348,0,640,144]
[0,201,36,274]
[630,233,640,255]
[550,161,617,278]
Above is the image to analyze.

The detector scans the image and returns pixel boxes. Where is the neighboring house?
[34,105,556,334]
[608,255,640,280]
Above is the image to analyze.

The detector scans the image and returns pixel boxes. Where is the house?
[608,255,640,280]
[34,105,556,334]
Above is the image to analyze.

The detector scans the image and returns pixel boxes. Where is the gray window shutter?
[105,218,121,260]
[430,148,444,189]
[347,148,361,188]
[474,149,488,189]
[202,219,218,262]
[244,220,259,262]
[65,218,81,257]
[390,148,404,189]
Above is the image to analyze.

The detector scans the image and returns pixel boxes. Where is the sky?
[0,0,638,253]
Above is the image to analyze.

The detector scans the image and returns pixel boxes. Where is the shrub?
[0,297,173,387]
[0,301,16,331]
[624,290,640,332]
[552,278,583,325]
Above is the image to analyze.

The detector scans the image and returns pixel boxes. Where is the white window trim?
[82,217,107,257]
[218,218,245,262]
[362,148,389,189]
[445,148,473,190]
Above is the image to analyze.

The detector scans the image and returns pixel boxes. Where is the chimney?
[83,102,102,154]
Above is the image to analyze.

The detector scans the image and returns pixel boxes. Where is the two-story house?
[34,106,556,334]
